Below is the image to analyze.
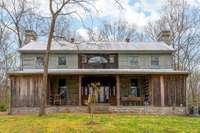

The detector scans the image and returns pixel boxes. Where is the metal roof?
[8,69,189,75]
[19,40,175,53]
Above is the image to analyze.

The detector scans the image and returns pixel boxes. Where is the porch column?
[116,75,120,106]
[78,75,82,106]
[160,75,165,107]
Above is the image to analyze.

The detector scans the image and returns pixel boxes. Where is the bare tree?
[0,0,34,48]
[54,16,73,40]
[87,82,100,124]
[97,20,138,42]
[0,14,17,111]
[0,0,48,70]
[187,70,200,114]
[39,0,100,116]
[145,0,200,71]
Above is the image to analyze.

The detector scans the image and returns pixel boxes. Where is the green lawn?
[0,113,200,133]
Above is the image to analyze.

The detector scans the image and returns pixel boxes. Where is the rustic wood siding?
[149,75,187,107]
[120,76,145,97]
[10,75,43,107]
[150,76,161,106]
[66,76,79,105]
[164,75,186,106]
[47,76,79,105]
[22,53,78,69]
[11,75,79,107]
[119,54,172,69]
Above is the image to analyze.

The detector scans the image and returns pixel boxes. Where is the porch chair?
[53,94,62,105]
[53,89,65,105]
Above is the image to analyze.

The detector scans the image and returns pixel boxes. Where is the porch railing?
[121,96,144,106]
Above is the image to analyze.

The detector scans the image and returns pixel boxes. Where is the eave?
[8,69,190,76]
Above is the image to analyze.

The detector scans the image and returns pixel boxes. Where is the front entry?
[81,76,116,105]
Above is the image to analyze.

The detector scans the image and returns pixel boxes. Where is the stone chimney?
[24,30,37,45]
[157,31,171,45]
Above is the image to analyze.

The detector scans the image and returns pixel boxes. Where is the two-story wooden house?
[9,31,189,114]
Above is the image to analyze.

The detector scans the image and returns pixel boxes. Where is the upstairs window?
[36,56,44,66]
[128,56,139,65]
[58,56,66,66]
[151,56,159,66]
[81,55,87,63]
[109,55,115,63]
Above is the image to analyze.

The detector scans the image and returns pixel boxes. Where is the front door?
[58,78,67,104]
[82,76,116,104]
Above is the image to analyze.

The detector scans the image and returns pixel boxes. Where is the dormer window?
[88,56,108,64]
[36,56,44,66]
[151,56,159,66]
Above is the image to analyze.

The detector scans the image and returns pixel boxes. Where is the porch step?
[93,104,110,113]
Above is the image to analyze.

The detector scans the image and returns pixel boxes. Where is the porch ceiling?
[8,69,189,76]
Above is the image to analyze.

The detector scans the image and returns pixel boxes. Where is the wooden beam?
[78,75,82,106]
[160,75,165,107]
[116,75,120,106]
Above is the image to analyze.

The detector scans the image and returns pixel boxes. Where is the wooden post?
[116,75,120,106]
[160,75,165,107]
[8,77,12,115]
[78,75,82,106]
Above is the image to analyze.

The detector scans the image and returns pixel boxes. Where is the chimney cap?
[158,30,170,38]
[125,38,130,43]
[70,38,75,43]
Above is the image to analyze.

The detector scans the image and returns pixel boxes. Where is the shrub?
[0,103,7,112]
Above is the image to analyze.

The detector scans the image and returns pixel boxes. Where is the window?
[58,56,66,65]
[130,79,140,96]
[88,56,108,64]
[81,55,87,63]
[36,56,44,66]
[151,56,159,66]
[109,55,115,63]
[128,56,139,65]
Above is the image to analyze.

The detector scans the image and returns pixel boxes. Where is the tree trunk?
[39,15,57,116]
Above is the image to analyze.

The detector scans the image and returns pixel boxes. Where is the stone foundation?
[10,106,186,115]
[11,106,88,115]
[109,106,186,115]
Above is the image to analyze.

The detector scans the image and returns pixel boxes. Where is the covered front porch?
[9,69,188,114]
[47,75,151,107]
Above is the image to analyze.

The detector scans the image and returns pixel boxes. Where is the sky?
[30,0,200,40]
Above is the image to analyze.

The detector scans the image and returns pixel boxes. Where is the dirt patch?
[0,112,8,115]
[86,120,98,125]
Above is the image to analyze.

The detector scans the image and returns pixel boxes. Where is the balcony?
[79,54,118,69]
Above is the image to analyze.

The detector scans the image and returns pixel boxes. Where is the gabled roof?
[19,40,175,53]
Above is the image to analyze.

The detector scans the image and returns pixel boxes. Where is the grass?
[0,113,200,133]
